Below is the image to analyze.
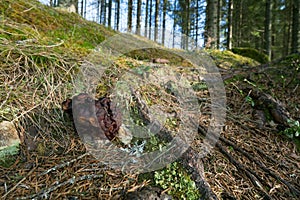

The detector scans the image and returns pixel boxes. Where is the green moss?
[154,162,201,200]
[209,50,259,69]
[0,144,19,167]
[0,0,115,50]
[231,47,269,64]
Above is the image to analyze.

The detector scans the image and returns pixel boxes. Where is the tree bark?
[108,0,112,27]
[100,0,106,25]
[115,0,120,30]
[154,0,160,42]
[149,0,153,39]
[227,0,233,50]
[144,0,149,37]
[291,0,300,53]
[205,0,218,49]
[136,0,142,35]
[127,0,133,32]
[264,0,272,59]
[195,0,199,47]
[162,0,167,46]
[216,0,221,49]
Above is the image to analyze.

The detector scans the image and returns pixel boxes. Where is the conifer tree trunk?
[205,0,218,49]
[149,0,153,39]
[97,0,100,23]
[115,0,120,30]
[145,0,149,37]
[227,0,233,50]
[216,0,221,49]
[80,0,84,16]
[291,0,299,53]
[162,0,167,45]
[136,0,142,35]
[195,0,199,47]
[154,0,160,42]
[108,0,112,27]
[100,0,106,25]
[128,0,133,32]
[264,0,272,59]
[233,0,242,47]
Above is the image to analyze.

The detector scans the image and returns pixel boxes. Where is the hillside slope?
[0,0,299,199]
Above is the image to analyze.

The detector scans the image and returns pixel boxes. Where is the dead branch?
[18,174,104,200]
[38,153,90,176]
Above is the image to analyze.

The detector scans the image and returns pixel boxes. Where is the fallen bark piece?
[250,89,291,127]
[152,58,170,64]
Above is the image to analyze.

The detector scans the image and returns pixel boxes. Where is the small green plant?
[283,119,300,139]
[154,162,201,200]
[245,95,255,107]
[191,81,208,91]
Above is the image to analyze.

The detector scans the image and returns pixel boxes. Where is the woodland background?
[44,0,299,59]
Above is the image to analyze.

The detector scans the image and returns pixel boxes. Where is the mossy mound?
[0,0,115,54]
[208,49,259,69]
[231,47,269,64]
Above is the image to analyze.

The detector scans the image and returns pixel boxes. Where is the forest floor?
[0,0,299,199]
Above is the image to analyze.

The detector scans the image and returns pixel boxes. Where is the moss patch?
[232,47,269,64]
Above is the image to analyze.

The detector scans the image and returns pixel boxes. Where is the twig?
[38,153,90,176]
[17,174,103,199]
[2,167,36,199]
[216,143,273,200]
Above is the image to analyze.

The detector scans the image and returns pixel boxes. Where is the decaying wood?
[130,89,219,200]
[152,58,170,64]
[180,148,218,200]
[249,89,291,127]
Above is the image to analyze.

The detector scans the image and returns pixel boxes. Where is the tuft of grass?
[0,0,115,53]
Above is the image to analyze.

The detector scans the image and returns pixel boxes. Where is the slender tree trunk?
[233,0,242,47]
[115,0,120,30]
[291,0,299,53]
[227,0,233,49]
[185,0,190,49]
[128,0,133,32]
[216,0,221,49]
[80,0,84,16]
[84,0,87,18]
[145,0,149,37]
[173,8,176,48]
[108,0,112,27]
[162,0,167,46]
[205,0,218,48]
[264,0,272,59]
[149,0,153,39]
[282,0,291,56]
[100,0,106,25]
[154,0,160,42]
[136,0,142,35]
[195,0,199,47]
[97,0,100,23]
